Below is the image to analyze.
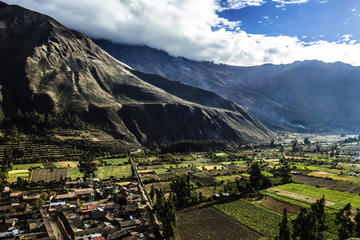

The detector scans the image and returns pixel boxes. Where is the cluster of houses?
[0,179,158,240]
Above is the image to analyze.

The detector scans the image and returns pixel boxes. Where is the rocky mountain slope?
[96,39,360,133]
[0,2,273,147]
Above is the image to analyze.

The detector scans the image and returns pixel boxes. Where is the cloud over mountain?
[3,0,360,66]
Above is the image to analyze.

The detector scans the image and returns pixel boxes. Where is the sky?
[3,0,360,66]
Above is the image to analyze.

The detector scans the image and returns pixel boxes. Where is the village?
[0,160,158,240]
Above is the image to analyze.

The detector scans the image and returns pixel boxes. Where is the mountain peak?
[0,3,273,147]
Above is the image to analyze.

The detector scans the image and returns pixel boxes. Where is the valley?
[1,1,360,240]
[3,133,360,239]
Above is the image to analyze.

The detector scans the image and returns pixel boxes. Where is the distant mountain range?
[0,2,273,147]
[96,39,360,133]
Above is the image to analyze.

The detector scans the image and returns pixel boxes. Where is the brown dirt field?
[271,188,336,206]
[308,171,333,178]
[145,182,171,193]
[138,169,155,174]
[293,174,360,194]
[176,204,263,240]
[196,165,225,171]
[193,176,217,187]
[57,161,78,168]
[31,168,67,182]
[292,174,337,188]
[256,197,300,215]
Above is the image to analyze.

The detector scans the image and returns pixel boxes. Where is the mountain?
[0,2,273,147]
[96,39,360,133]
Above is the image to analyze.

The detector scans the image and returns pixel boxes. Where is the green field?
[215,199,282,238]
[12,163,43,170]
[276,183,360,209]
[164,163,190,169]
[215,175,241,182]
[219,161,246,165]
[102,158,129,165]
[95,165,132,179]
[262,171,274,177]
[8,169,30,182]
[68,168,83,180]
[291,164,319,171]
[154,168,168,174]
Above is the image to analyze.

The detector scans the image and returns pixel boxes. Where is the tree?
[248,162,271,191]
[355,208,360,237]
[292,208,316,240]
[336,203,354,240]
[79,152,97,180]
[170,175,193,209]
[311,196,327,239]
[278,155,292,184]
[291,140,298,152]
[292,197,327,240]
[153,189,177,240]
[149,185,155,201]
[276,208,291,240]
[34,198,45,210]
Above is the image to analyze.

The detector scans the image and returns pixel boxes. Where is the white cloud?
[3,0,360,67]
[218,0,266,10]
[219,0,309,9]
[272,0,309,4]
[340,34,354,43]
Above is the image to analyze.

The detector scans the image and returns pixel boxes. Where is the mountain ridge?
[95,39,360,133]
[0,2,273,147]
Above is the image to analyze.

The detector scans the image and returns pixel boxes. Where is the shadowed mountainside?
[0,2,273,147]
[96,39,360,133]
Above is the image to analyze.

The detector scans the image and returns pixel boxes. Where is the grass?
[262,171,274,177]
[276,183,360,209]
[154,168,169,174]
[68,168,83,180]
[53,161,78,168]
[95,165,132,179]
[102,158,128,165]
[215,199,282,238]
[262,190,311,209]
[8,169,30,182]
[291,164,319,171]
[215,175,241,182]
[219,161,246,165]
[12,163,43,170]
[215,152,228,157]
[164,163,190,169]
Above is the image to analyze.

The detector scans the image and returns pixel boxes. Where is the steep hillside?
[96,39,360,133]
[0,2,273,147]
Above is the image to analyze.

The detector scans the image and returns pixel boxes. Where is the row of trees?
[1,110,87,136]
[277,197,360,240]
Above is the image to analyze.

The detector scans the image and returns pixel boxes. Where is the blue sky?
[4,0,360,66]
[218,0,360,43]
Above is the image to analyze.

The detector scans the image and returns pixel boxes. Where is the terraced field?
[31,168,67,182]
[214,199,282,238]
[7,169,30,182]
[95,165,132,179]
[0,141,83,162]
[271,183,360,210]
[177,204,262,240]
